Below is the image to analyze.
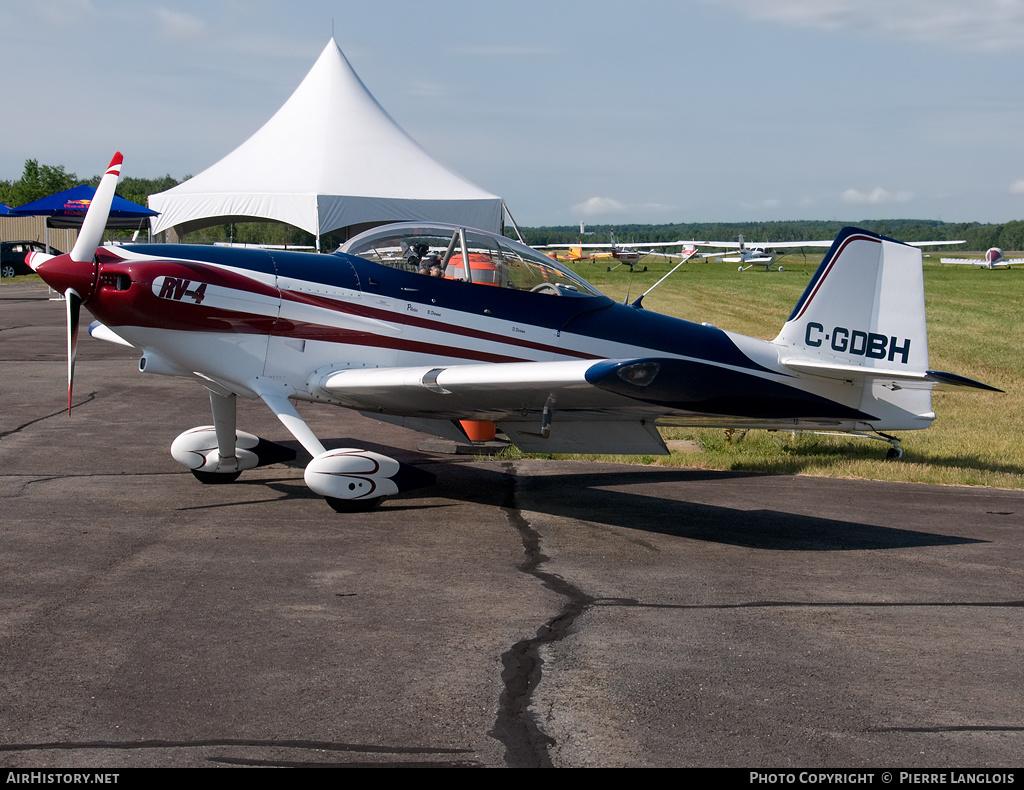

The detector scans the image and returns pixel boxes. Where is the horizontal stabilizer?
[782,358,1001,391]
[925,370,1003,392]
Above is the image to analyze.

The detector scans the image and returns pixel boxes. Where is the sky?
[3,0,1023,226]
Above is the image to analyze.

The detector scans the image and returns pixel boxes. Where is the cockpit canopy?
[338,222,603,298]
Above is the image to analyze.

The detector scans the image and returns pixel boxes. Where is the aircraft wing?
[941,257,1024,267]
[535,243,618,250]
[320,360,626,413]
[690,240,960,255]
[536,240,695,250]
[686,240,833,250]
[316,359,679,455]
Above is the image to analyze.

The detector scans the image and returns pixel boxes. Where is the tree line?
[516,220,1024,253]
[3,160,1021,250]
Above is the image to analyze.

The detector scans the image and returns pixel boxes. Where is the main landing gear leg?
[199,390,243,483]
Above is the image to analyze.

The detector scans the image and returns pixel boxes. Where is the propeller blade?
[65,288,81,414]
[70,152,122,264]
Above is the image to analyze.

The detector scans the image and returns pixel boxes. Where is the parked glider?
[941,248,1024,269]
[28,154,999,512]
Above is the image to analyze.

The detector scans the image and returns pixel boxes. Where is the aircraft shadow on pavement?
[261,438,984,552]
[504,467,985,552]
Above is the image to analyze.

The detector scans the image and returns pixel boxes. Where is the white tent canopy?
[149,39,503,246]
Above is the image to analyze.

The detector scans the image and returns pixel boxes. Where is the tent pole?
[502,201,525,243]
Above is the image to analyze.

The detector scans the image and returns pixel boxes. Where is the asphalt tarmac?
[1,281,1021,768]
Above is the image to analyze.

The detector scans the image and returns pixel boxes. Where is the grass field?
[552,250,1024,489]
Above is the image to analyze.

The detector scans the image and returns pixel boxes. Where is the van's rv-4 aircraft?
[28,154,1000,512]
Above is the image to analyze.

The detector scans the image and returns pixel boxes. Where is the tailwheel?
[879,432,904,460]
[325,496,385,513]
[191,469,243,484]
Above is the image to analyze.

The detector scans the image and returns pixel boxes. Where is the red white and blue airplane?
[28,154,1000,512]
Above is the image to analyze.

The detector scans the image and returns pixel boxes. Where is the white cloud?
[715,0,1024,51]
[571,196,678,219]
[155,7,207,40]
[841,187,912,205]
[574,196,627,217]
[1010,179,1024,194]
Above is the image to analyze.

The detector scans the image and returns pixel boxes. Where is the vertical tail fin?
[774,227,928,373]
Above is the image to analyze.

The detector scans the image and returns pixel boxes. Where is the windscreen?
[339,223,603,297]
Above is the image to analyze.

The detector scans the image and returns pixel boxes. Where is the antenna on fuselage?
[630,247,697,308]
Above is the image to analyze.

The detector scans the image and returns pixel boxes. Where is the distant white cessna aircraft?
[941,247,1024,269]
[688,236,965,272]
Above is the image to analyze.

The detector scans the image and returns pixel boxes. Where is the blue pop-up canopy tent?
[10,184,159,252]
[11,184,158,229]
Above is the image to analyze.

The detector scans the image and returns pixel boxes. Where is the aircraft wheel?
[606,266,612,272]
[642,266,648,272]
[778,265,784,272]
[738,266,743,272]
[191,469,243,484]
[325,496,385,513]
[885,447,904,460]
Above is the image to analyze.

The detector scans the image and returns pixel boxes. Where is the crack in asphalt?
[486,462,1023,767]
[490,461,600,768]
